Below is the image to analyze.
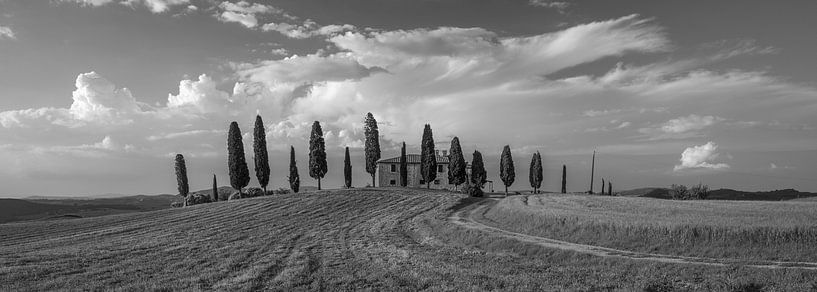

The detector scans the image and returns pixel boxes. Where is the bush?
[245,187,264,198]
[461,182,484,197]
[170,202,183,208]
[228,191,242,201]
[185,193,212,206]
[273,188,291,195]
[669,184,689,200]
[690,183,710,200]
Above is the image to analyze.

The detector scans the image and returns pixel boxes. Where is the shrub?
[228,191,242,201]
[690,183,710,200]
[170,202,183,208]
[273,187,291,195]
[184,193,212,206]
[245,187,264,198]
[669,184,689,200]
[462,182,484,197]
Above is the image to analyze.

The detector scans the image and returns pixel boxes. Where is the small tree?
[669,184,689,200]
[529,151,543,194]
[253,115,270,193]
[601,178,605,195]
[364,113,381,187]
[420,124,437,188]
[227,121,250,195]
[399,142,408,187]
[447,137,467,190]
[174,154,189,205]
[289,146,300,193]
[690,183,709,200]
[608,181,612,196]
[500,145,515,196]
[344,146,352,188]
[212,174,218,202]
[561,164,567,194]
[471,150,487,189]
[309,121,327,190]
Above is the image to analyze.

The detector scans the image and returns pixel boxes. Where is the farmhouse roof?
[377,154,449,164]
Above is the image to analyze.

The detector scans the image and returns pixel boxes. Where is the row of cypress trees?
[175,112,571,199]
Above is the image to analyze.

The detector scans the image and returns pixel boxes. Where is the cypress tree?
[601,178,605,195]
[363,113,381,187]
[228,121,250,195]
[344,146,352,188]
[420,124,437,189]
[308,121,327,190]
[212,174,218,202]
[608,181,613,196]
[174,154,189,204]
[500,145,515,196]
[529,151,543,194]
[447,137,467,190]
[470,150,487,189]
[289,145,300,193]
[399,142,408,187]
[253,115,270,193]
[561,165,567,194]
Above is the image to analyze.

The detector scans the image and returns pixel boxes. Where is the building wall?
[377,163,449,189]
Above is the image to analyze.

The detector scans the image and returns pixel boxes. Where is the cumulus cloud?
[217,1,277,28]
[261,21,356,39]
[59,0,189,13]
[674,142,730,171]
[528,0,569,11]
[0,25,16,40]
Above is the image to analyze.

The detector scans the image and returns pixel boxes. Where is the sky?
[0,0,815,197]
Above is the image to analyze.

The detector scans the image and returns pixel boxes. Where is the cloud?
[674,142,730,171]
[528,0,570,11]
[0,25,16,40]
[217,1,277,28]
[261,21,356,39]
[59,0,189,13]
[660,114,723,134]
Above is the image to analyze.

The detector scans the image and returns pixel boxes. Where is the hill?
[1,189,815,291]
[0,195,178,224]
[618,187,817,201]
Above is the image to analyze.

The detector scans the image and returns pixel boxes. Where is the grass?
[478,193,817,262]
[1,188,816,291]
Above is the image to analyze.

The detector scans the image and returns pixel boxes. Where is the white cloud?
[167,74,232,112]
[0,25,16,40]
[217,1,277,28]
[660,114,723,134]
[674,142,730,171]
[528,0,569,11]
[59,0,189,13]
[261,21,355,39]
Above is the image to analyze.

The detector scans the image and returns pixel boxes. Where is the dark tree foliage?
[447,137,467,189]
[212,174,218,202]
[253,115,270,193]
[601,178,606,195]
[420,124,437,188]
[561,165,567,194]
[174,154,189,198]
[500,145,515,195]
[227,121,250,195]
[344,147,352,188]
[363,113,381,187]
[399,142,408,187]
[289,146,300,193]
[529,151,543,194]
[470,150,487,188]
[608,181,613,196]
[308,121,328,190]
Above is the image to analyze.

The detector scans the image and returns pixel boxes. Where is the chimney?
[435,150,440,156]
[442,150,448,157]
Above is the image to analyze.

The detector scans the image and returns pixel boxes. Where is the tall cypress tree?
[344,146,352,188]
[447,137,467,190]
[608,181,613,196]
[529,151,543,194]
[500,145,515,196]
[309,121,327,190]
[253,115,270,193]
[363,113,381,187]
[227,121,250,195]
[174,154,189,204]
[399,142,408,187]
[420,124,437,189]
[561,164,567,194]
[212,174,218,202]
[601,178,606,195]
[289,145,300,193]
[470,150,487,189]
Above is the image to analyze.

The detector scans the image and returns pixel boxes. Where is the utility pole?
[589,150,595,194]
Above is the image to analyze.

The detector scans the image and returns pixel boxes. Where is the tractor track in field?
[449,198,817,270]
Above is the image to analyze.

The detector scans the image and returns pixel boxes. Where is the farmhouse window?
[391,164,396,172]
[434,180,440,185]
[390,179,396,185]
[420,179,425,185]
[437,165,443,173]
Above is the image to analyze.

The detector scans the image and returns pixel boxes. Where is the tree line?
[173,112,574,205]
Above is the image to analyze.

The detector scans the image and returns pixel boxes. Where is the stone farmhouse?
[376,150,455,188]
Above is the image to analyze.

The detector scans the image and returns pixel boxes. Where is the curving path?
[449,198,817,270]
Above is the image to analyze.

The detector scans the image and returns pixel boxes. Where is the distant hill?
[0,194,178,224]
[618,187,817,201]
